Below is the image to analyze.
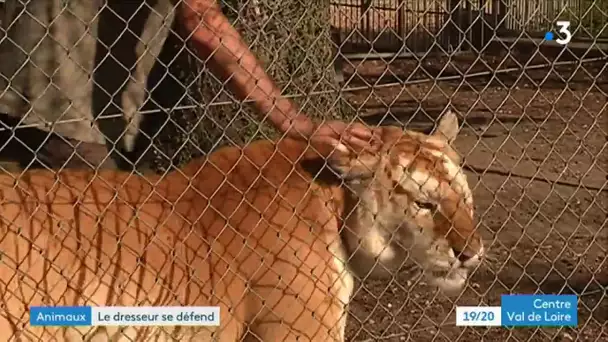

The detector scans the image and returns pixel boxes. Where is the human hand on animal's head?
[280,113,383,158]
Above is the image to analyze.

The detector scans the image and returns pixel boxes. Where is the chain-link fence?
[0,0,606,341]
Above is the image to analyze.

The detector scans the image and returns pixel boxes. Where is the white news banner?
[455,306,502,326]
[92,306,220,326]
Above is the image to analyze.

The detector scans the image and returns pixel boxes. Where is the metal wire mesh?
[0,0,606,341]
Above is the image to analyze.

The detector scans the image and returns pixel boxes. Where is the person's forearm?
[179,0,310,134]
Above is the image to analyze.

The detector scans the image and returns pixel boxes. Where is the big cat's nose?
[451,245,484,268]
[452,248,472,263]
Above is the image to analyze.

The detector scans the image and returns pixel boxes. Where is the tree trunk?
[148,0,353,172]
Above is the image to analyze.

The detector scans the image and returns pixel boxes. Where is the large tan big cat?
[0,111,483,341]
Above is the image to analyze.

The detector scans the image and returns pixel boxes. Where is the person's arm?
[178,0,313,137]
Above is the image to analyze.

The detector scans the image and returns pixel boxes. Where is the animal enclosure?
[339,54,606,341]
[0,0,606,341]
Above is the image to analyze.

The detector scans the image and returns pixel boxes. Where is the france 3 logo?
[544,21,573,45]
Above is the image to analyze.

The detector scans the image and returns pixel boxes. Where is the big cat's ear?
[432,109,460,144]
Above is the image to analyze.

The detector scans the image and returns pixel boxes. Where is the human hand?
[283,115,383,156]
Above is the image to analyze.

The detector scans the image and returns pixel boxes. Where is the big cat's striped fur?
[0,111,483,341]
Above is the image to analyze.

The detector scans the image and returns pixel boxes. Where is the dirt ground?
[340,52,607,341]
[0,30,604,339]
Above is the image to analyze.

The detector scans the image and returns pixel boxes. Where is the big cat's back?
[0,138,345,341]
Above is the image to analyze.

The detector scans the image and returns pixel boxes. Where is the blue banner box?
[30,306,92,327]
[501,294,578,327]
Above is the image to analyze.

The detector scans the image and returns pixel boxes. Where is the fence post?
[448,0,461,51]
[398,0,405,45]
[361,0,373,51]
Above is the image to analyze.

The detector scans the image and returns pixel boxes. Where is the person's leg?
[0,114,117,171]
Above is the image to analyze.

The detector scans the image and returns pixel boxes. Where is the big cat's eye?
[414,201,437,211]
